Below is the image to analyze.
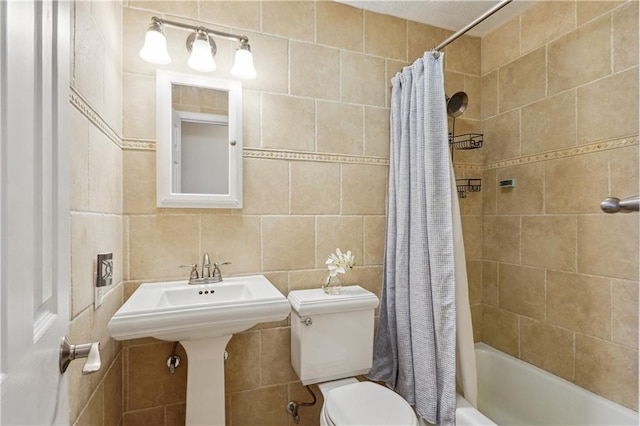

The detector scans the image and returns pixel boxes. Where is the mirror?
[156,70,242,208]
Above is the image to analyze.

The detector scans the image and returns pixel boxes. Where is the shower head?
[446,91,468,117]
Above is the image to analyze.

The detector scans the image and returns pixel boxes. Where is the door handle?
[59,336,101,374]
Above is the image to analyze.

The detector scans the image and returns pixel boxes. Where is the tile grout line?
[287,160,292,216]
[609,279,614,343]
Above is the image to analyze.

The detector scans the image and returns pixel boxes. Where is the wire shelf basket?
[456,178,482,198]
[449,133,483,150]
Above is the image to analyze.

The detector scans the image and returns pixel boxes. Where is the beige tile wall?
[479,0,639,410]
[172,85,229,115]
[67,0,637,424]
[70,1,124,425]
[120,1,482,425]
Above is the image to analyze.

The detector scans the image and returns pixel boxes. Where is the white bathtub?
[419,342,638,425]
[452,343,638,426]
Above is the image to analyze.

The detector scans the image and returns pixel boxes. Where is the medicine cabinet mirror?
[156,70,243,208]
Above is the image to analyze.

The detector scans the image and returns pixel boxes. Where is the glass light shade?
[231,48,257,79]
[188,38,216,72]
[139,29,171,65]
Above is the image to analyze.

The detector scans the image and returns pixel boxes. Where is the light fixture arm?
[150,16,249,44]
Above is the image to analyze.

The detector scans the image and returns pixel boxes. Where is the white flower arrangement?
[325,248,356,277]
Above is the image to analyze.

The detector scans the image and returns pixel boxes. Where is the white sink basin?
[107,274,290,342]
[108,274,290,425]
[160,284,251,306]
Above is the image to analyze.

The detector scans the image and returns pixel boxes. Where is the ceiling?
[337,0,537,37]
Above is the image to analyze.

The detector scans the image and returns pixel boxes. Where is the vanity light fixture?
[139,16,257,79]
[230,39,256,79]
[139,18,171,65]
[187,28,217,72]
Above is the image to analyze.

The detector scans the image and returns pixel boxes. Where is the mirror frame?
[156,70,243,208]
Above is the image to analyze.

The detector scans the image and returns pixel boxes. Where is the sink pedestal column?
[180,335,233,426]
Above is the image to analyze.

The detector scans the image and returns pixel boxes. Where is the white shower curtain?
[367,52,477,426]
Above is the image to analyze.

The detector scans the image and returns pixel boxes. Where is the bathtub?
[422,343,638,425]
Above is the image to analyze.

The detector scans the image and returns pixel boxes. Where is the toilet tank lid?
[288,286,379,316]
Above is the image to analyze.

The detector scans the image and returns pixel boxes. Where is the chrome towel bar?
[600,195,639,213]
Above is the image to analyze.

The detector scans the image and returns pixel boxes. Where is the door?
[0,0,71,424]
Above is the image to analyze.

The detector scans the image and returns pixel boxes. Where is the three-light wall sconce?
[139,16,257,79]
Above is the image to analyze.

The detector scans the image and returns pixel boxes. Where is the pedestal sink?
[107,275,290,426]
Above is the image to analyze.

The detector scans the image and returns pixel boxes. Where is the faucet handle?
[212,262,231,281]
[179,264,199,282]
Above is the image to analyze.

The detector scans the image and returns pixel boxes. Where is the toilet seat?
[323,381,418,426]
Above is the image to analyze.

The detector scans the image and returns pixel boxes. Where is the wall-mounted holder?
[456,178,482,198]
[95,253,113,309]
[446,92,484,199]
[499,179,516,189]
[600,195,639,213]
[449,133,483,150]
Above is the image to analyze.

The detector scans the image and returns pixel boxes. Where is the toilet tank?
[288,286,379,385]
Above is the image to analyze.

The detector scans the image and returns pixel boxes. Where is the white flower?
[325,248,355,276]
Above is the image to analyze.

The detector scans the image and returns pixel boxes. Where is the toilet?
[289,286,418,426]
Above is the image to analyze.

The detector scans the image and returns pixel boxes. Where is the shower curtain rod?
[432,0,513,53]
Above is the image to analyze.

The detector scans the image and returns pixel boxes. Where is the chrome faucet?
[202,253,212,279]
[180,254,231,284]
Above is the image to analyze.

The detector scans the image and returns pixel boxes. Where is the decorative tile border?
[122,138,155,150]
[108,95,639,173]
[485,136,639,170]
[453,164,482,172]
[121,141,392,166]
[243,148,390,166]
[120,136,638,171]
[69,86,122,148]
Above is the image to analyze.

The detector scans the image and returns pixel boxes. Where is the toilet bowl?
[288,286,418,426]
[318,378,418,426]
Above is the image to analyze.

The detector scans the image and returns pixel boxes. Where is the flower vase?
[322,274,342,295]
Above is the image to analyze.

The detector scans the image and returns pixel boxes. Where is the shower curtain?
[367,52,477,426]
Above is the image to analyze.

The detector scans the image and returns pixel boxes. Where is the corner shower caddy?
[450,133,483,199]
[447,91,483,199]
